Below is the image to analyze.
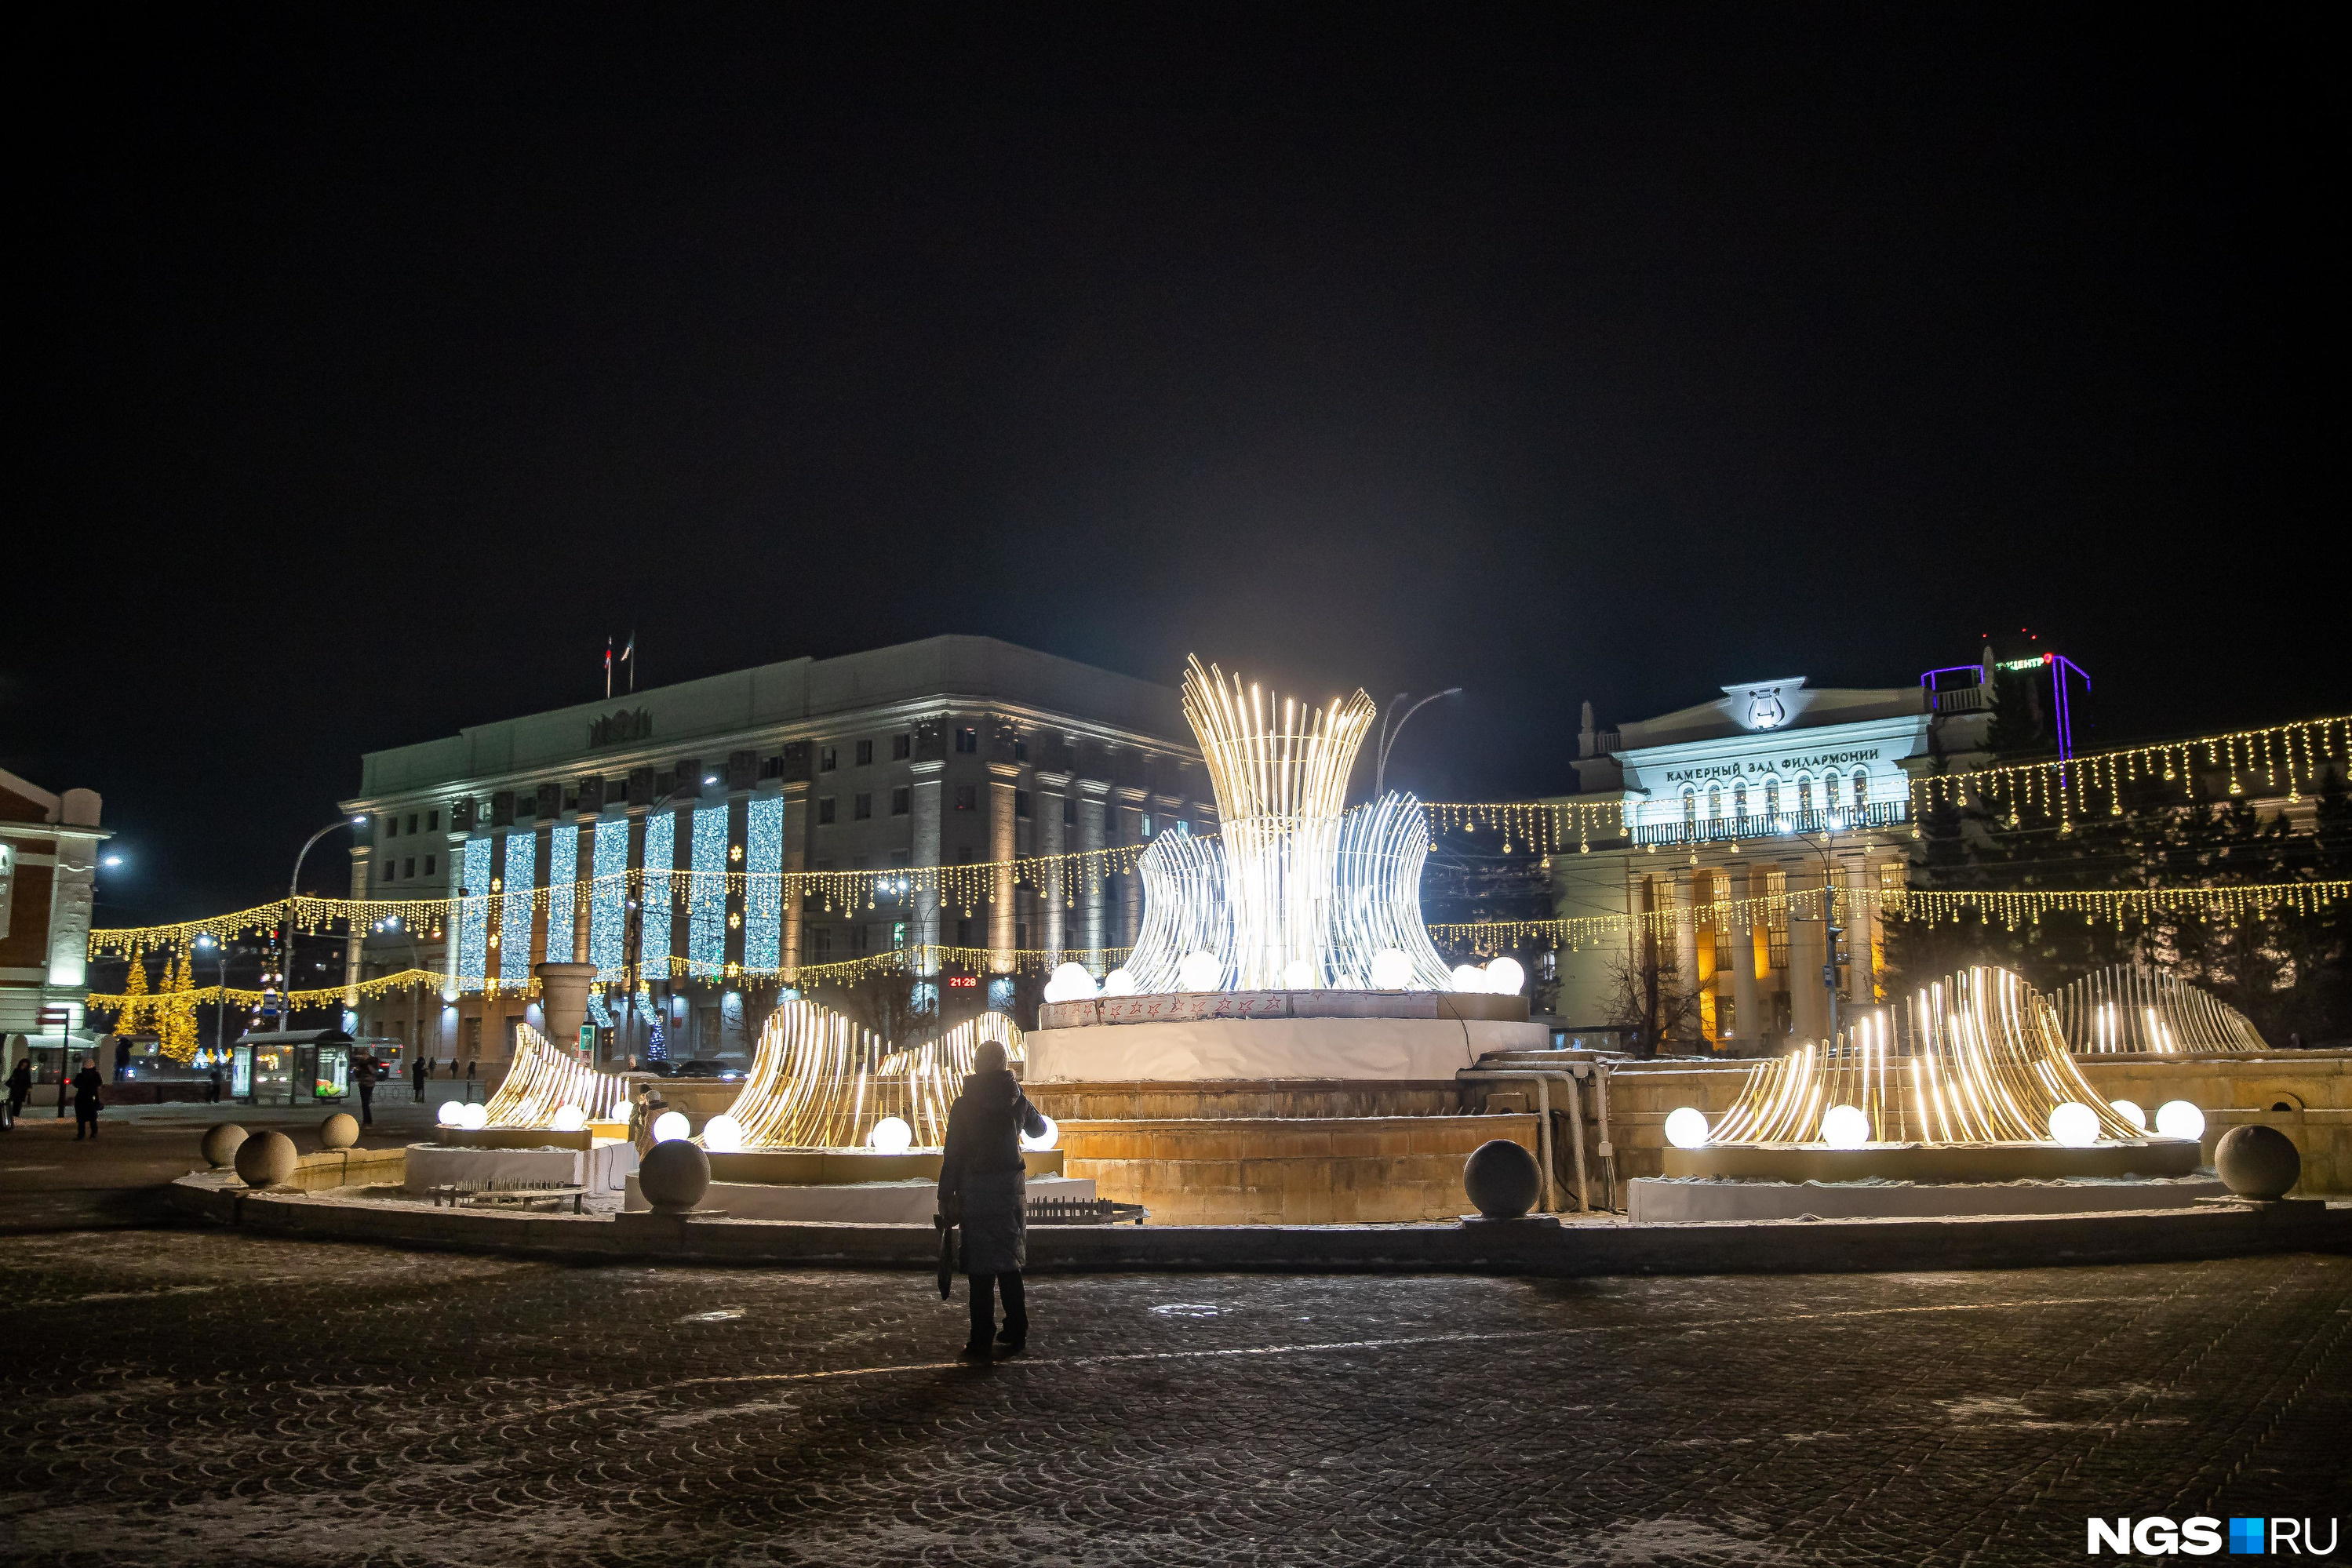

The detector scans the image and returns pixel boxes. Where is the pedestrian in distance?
[112,1035,131,1082]
[7,1056,31,1119]
[73,1056,104,1141]
[937,1037,1047,1358]
[411,1055,426,1102]
[355,1056,377,1126]
[206,1065,222,1104]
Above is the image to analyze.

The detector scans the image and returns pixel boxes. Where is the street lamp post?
[1373,687,1462,798]
[193,936,230,1060]
[372,917,425,1065]
[1787,823,1846,1048]
[279,817,366,1033]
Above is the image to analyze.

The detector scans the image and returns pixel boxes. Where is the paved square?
[0,1221,2344,1565]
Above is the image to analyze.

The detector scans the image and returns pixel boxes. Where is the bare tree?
[1601,937,1705,1058]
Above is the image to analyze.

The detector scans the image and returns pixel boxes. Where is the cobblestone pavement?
[0,1231,2344,1566]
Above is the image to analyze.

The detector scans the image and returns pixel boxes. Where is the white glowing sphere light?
[1043,962,1099,1003]
[1020,1114,1060,1153]
[550,1104,585,1133]
[457,1102,490,1130]
[2108,1099,2147,1133]
[650,1110,691,1144]
[436,1101,464,1127]
[868,1115,913,1155]
[1664,1107,1710,1150]
[1484,957,1525,996]
[2048,1101,2100,1148]
[701,1113,745,1154]
[1101,967,1138,997]
[1819,1104,1870,1149]
[2154,1100,2205,1141]
[1177,951,1223,992]
[1450,964,1486,994]
[1281,958,1318,991]
[1368,948,1412,990]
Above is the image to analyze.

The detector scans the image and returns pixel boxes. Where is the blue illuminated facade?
[687,803,729,974]
[543,824,579,963]
[498,829,537,985]
[457,837,490,984]
[589,818,628,979]
[744,795,782,973]
[639,812,675,976]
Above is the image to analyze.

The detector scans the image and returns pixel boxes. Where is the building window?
[1852,770,1870,807]
[955,784,977,811]
[890,849,910,868]
[404,857,416,879]
[426,809,439,831]
[1823,772,1841,809]
[894,733,912,760]
[1064,795,1077,825]
[1797,776,1814,813]
[1764,869,1789,968]
[856,739,873,767]
[1764,780,1780,817]
[891,786,910,816]
[1877,861,1907,892]
[956,916,974,945]
[809,927,833,960]
[820,746,837,773]
[1014,737,1029,762]
[1706,784,1722,821]
[384,817,399,840]
[817,797,836,825]
[853,923,872,955]
[955,726,978,754]
[1734,783,1749,819]
[1680,788,1697,828]
[424,854,437,877]
[762,755,783,780]
[854,792,872,820]
[1538,949,1556,981]
[1015,791,1031,820]
[956,846,978,863]
[1140,813,1155,838]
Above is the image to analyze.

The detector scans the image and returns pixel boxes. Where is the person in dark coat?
[937,1039,1047,1356]
[7,1057,31,1118]
[354,1056,377,1126]
[73,1057,104,1140]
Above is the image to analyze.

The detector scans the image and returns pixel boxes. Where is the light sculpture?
[2109,1099,2147,1132]
[712,1001,1027,1150]
[651,1111,690,1143]
[1664,1107,1711,1149]
[2154,1100,2205,1141]
[1706,967,2154,1148]
[2052,962,2267,1055]
[1121,659,1455,993]
[478,1025,628,1130]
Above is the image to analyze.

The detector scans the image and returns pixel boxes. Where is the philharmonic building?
[1549,671,1994,1052]
[342,636,1203,1066]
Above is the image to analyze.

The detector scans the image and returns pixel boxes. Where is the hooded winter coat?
[938,1068,1047,1276]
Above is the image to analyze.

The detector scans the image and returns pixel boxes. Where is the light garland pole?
[371,916,425,1064]
[192,935,230,1062]
[279,817,366,1033]
[1374,687,1462,799]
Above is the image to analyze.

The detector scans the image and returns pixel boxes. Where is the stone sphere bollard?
[639,1139,712,1213]
[199,1123,248,1169]
[234,1129,298,1188]
[2215,1124,2301,1200]
[319,1112,359,1150]
[1463,1138,1542,1220]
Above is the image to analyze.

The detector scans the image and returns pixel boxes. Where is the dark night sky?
[9,7,2335,929]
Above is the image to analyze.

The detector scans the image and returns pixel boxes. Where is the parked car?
[668,1059,742,1081]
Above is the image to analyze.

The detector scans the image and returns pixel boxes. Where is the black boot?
[996,1273,1028,1352]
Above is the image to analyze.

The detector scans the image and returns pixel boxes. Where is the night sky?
[11,8,2332,929]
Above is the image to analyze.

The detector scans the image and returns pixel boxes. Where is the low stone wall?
[1061,1113,1537,1224]
[285,1147,406,1191]
[1026,1079,1464,1122]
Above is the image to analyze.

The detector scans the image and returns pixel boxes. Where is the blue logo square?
[2228,1517,2265,1555]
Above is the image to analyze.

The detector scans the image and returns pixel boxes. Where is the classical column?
[909,759,945,974]
[344,837,370,1009]
[1728,860,1760,1050]
[1856,852,1886,1002]
[1672,869,1700,1045]
[441,820,467,1004]
[987,761,1019,972]
[780,780,810,979]
[1033,769,1069,963]
[571,806,595,962]
[1114,790,1146,950]
[1786,859,1827,1044]
[1076,779,1109,973]
[724,794,749,978]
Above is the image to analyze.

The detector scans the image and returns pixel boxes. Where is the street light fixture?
[1373,688,1463,798]
[275,817,367,1033]
[193,934,230,1060]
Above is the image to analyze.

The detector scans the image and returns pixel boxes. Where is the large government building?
[342,636,1205,1066]
[1549,668,1998,1051]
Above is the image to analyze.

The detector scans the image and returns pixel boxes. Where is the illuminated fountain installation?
[1027,658,1547,1082]
[618,1001,1090,1223]
[2052,962,2269,1056]
[406,1025,641,1199]
[1635,966,2215,1222]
